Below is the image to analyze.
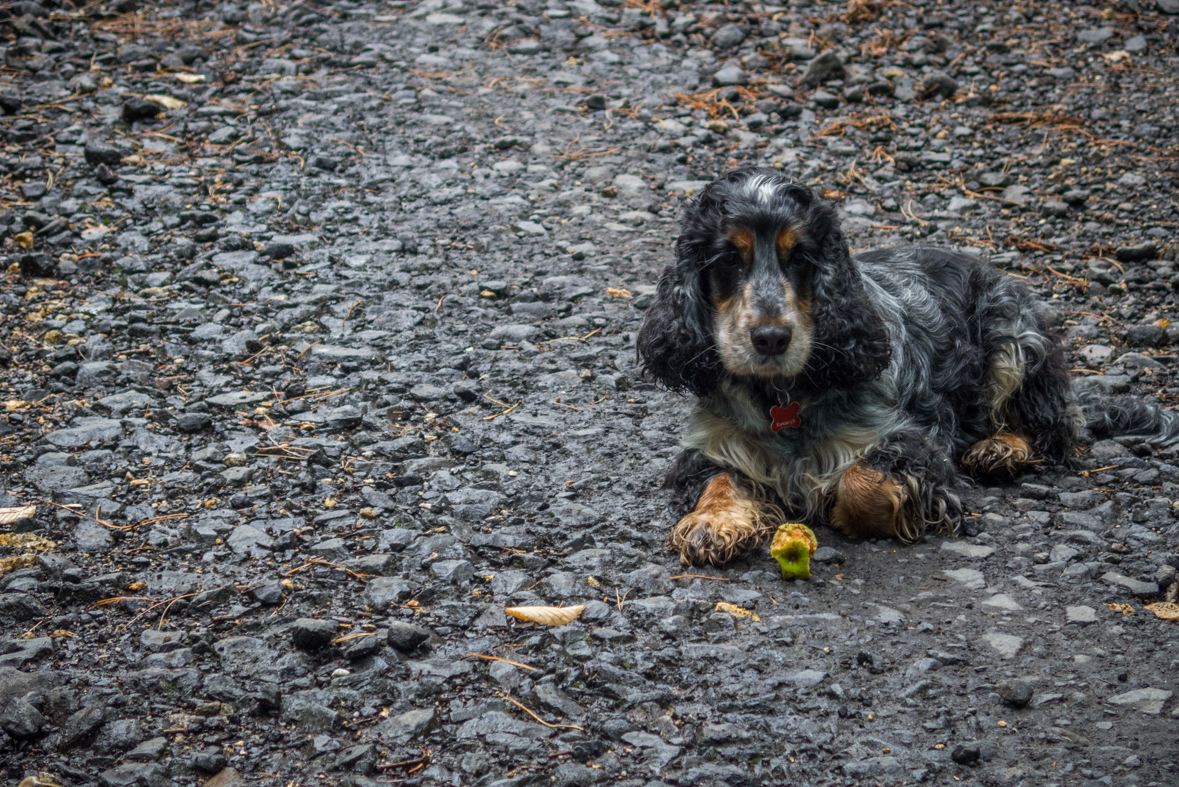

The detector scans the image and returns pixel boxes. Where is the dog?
[637,167,1179,566]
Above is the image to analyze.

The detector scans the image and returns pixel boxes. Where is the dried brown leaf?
[144,94,188,110]
[0,533,54,551]
[715,601,761,622]
[1145,602,1179,622]
[0,554,36,577]
[172,73,206,84]
[504,604,586,626]
[0,504,36,525]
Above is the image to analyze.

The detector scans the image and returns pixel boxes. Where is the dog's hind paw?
[961,433,1038,481]
[669,474,764,566]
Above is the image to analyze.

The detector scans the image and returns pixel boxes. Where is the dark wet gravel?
[1,1,1178,785]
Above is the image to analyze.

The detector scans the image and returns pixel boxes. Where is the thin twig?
[498,692,584,731]
[467,654,538,671]
[482,400,521,421]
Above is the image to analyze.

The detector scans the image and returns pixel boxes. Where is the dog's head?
[637,168,891,396]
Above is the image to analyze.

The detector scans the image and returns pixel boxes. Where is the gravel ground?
[2,1,1179,785]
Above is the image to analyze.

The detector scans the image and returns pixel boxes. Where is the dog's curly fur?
[638,168,1179,566]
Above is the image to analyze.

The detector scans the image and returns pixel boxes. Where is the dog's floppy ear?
[637,239,722,397]
[802,200,892,388]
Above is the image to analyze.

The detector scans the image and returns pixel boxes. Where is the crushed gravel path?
[1,1,1178,785]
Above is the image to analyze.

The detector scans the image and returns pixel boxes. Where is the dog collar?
[770,402,801,432]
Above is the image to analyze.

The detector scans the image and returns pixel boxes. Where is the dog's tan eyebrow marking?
[776,226,800,260]
[728,226,755,261]
[714,293,737,312]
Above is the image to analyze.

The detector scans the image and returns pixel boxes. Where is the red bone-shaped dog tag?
[770,402,801,432]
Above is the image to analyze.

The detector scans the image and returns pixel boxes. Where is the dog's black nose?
[751,325,792,356]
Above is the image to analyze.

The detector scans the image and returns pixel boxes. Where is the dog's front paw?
[831,463,959,543]
[669,474,763,566]
[830,463,908,541]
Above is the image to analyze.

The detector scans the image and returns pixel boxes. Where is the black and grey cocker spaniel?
[638,167,1178,566]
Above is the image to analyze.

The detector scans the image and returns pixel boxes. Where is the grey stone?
[801,51,845,88]
[507,39,542,55]
[46,417,122,449]
[513,220,547,235]
[0,695,45,738]
[59,705,106,748]
[176,413,212,433]
[922,70,958,99]
[1107,687,1172,714]
[812,546,844,564]
[364,577,414,609]
[943,568,986,590]
[292,618,337,651]
[712,24,746,49]
[782,669,826,688]
[1042,199,1069,217]
[125,736,169,762]
[534,683,584,718]
[207,391,268,408]
[811,89,840,109]
[998,678,1034,708]
[76,361,116,388]
[951,743,981,765]
[712,66,748,87]
[1079,345,1113,365]
[979,171,1013,188]
[280,689,340,732]
[1102,572,1159,597]
[410,384,446,402]
[94,718,145,753]
[941,541,995,559]
[1116,242,1159,263]
[982,594,1022,612]
[1051,544,1080,563]
[844,756,902,776]
[1001,185,1032,206]
[1066,605,1098,625]
[1078,28,1114,46]
[430,559,475,585]
[377,707,437,743]
[387,622,431,653]
[226,525,271,555]
[98,763,170,787]
[983,632,1023,658]
[948,196,978,214]
[1124,324,1168,347]
[85,139,125,166]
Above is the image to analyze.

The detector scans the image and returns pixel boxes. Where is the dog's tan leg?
[669,474,766,566]
[961,433,1038,481]
[829,463,909,541]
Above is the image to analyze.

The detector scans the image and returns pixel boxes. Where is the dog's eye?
[720,248,746,269]
[782,242,815,267]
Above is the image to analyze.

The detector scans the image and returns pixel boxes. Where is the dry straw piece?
[504,605,586,626]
